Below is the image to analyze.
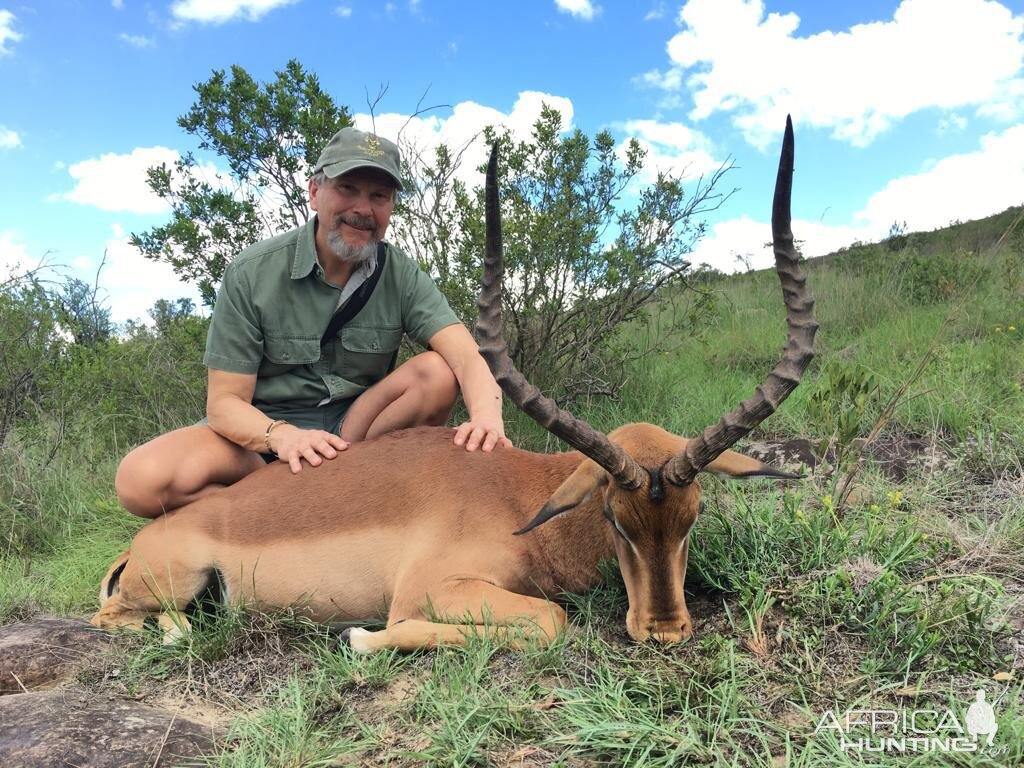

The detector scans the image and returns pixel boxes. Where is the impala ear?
[513,459,608,535]
[702,449,803,480]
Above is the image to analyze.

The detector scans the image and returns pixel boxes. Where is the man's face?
[309,169,396,261]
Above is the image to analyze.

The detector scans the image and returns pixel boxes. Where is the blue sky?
[1,0,1023,322]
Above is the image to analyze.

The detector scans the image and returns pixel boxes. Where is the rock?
[745,438,818,473]
[0,617,114,694]
[0,690,216,767]
[842,484,872,507]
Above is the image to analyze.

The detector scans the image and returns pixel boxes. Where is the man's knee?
[409,351,458,403]
[115,449,168,519]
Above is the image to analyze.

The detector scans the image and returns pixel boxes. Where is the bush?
[895,247,987,303]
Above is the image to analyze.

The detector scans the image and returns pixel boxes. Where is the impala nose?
[650,628,686,645]
[647,618,693,644]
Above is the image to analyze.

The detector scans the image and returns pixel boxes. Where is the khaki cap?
[313,127,404,191]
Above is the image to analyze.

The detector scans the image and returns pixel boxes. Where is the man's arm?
[207,369,348,473]
[427,324,511,452]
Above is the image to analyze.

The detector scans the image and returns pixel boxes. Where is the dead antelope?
[91,118,815,651]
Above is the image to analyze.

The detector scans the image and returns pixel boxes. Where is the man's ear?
[703,449,803,480]
[513,459,608,535]
[308,177,321,211]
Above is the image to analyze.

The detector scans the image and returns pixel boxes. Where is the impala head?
[475,117,817,644]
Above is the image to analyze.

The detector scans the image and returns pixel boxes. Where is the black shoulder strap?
[320,241,388,346]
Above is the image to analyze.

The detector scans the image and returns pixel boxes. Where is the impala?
[91,117,816,651]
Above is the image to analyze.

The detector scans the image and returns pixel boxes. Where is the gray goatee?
[325,214,379,264]
[326,230,378,264]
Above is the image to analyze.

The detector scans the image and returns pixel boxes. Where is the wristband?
[263,419,287,455]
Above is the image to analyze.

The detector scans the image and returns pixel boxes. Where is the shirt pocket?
[261,334,322,377]
[339,325,402,386]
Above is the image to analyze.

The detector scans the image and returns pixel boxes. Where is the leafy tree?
[132,61,728,401]
[131,60,352,305]
[148,297,197,336]
[393,106,732,398]
[56,276,113,347]
[0,269,62,453]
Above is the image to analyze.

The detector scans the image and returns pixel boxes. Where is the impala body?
[93,118,815,651]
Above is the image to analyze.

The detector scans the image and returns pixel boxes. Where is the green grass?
[2,212,1023,765]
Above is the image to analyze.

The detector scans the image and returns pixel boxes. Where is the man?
[116,127,509,519]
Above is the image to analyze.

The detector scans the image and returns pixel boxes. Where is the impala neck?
[525,489,615,595]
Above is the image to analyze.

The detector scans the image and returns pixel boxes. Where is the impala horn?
[474,145,645,491]
[663,115,817,486]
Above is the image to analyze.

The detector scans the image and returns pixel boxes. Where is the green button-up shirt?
[203,217,460,409]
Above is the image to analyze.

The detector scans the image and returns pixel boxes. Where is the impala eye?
[603,503,629,540]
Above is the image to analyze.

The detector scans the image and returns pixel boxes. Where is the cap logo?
[362,135,385,158]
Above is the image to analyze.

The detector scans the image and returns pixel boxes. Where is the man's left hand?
[453,418,512,452]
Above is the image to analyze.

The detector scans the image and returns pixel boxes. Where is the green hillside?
[2,206,1022,766]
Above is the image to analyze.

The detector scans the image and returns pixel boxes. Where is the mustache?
[336,213,377,233]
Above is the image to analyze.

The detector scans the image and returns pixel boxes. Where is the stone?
[0,689,216,767]
[744,438,818,473]
[0,617,114,694]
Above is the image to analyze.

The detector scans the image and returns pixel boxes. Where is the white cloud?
[119,32,154,47]
[616,119,721,183]
[555,0,598,21]
[688,215,867,273]
[0,126,21,149]
[0,230,33,277]
[334,5,352,17]
[655,0,1024,147]
[644,2,667,21]
[57,146,231,216]
[353,90,575,190]
[170,0,298,24]
[0,9,22,56]
[978,77,1024,121]
[92,224,202,324]
[855,124,1024,234]
[57,146,179,214]
[936,113,967,135]
[112,0,124,8]
[694,123,1024,272]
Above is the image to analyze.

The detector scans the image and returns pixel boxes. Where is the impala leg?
[346,579,567,653]
[90,547,211,633]
[157,608,193,644]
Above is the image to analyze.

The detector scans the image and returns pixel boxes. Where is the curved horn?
[663,116,818,487]
[475,145,645,490]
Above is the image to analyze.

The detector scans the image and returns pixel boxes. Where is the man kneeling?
[116,128,509,519]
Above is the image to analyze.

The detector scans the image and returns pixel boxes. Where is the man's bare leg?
[115,425,265,519]
[341,351,457,442]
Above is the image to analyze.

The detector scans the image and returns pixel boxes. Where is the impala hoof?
[335,626,374,653]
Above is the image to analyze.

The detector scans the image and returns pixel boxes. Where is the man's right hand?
[267,423,349,474]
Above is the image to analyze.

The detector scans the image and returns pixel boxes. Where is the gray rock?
[745,438,817,473]
[0,689,215,767]
[0,617,114,694]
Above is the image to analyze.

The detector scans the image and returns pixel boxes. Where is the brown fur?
[92,424,789,649]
